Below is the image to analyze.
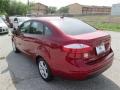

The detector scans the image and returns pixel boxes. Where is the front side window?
[30,21,43,35]
[19,21,31,33]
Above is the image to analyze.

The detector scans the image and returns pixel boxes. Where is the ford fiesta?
[12,17,114,81]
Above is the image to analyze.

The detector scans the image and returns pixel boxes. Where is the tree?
[0,0,29,16]
[15,2,28,15]
[0,0,10,15]
[7,1,17,15]
[47,6,57,14]
[58,7,69,14]
[3,0,10,13]
[8,1,29,15]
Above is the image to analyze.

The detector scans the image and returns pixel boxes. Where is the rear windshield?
[51,18,96,35]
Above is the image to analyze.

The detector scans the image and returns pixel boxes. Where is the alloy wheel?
[38,61,48,79]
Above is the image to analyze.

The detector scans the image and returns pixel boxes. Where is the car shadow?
[4,51,120,90]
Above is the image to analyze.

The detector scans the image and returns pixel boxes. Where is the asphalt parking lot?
[0,30,120,90]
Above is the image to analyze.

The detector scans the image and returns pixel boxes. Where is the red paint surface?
[12,17,114,80]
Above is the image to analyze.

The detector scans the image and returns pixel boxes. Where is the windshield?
[0,18,4,23]
[51,18,96,35]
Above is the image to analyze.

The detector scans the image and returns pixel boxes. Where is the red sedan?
[12,17,114,81]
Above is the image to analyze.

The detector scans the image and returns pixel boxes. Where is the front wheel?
[38,58,53,82]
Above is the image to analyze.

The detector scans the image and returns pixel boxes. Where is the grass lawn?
[87,22,120,32]
[76,15,120,32]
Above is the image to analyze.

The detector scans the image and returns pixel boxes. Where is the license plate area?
[96,43,105,55]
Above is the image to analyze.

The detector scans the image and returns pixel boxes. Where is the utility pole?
[28,0,30,6]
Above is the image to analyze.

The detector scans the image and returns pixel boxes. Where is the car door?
[22,20,45,58]
[24,20,53,60]
[15,20,31,54]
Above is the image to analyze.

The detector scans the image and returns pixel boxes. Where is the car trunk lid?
[67,31,111,63]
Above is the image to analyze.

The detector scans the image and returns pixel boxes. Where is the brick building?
[67,3,111,15]
[30,3,48,15]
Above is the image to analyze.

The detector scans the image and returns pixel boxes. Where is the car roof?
[31,17,75,22]
[17,17,30,18]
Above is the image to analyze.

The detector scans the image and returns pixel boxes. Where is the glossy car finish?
[12,17,114,80]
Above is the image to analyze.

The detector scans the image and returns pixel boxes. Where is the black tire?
[37,58,53,82]
[12,41,20,53]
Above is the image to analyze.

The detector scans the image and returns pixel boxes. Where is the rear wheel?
[37,58,53,82]
[12,42,20,53]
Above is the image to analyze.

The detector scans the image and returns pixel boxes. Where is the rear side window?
[51,18,96,35]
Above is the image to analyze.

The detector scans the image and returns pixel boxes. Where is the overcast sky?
[18,0,120,8]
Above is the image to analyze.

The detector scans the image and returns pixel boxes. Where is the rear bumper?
[57,50,114,80]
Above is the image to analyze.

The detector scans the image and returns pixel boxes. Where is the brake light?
[63,44,92,53]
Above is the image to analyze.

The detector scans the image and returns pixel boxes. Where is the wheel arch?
[35,55,50,66]
[35,55,43,65]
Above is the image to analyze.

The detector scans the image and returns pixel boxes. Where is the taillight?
[63,44,92,54]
